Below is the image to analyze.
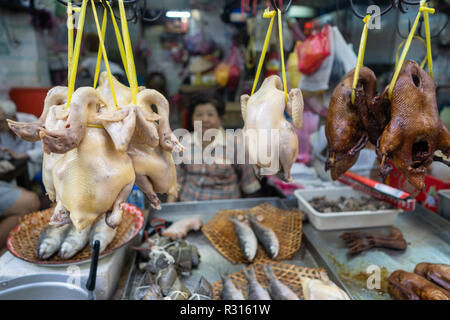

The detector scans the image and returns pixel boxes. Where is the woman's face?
[192,103,221,132]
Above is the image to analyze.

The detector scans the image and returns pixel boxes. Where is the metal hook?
[397,11,448,39]
[270,0,292,14]
[349,0,393,19]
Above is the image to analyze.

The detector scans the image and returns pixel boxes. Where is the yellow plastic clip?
[421,1,434,78]
[66,0,88,109]
[277,9,288,103]
[389,0,434,100]
[90,0,119,109]
[351,15,370,105]
[118,0,138,104]
[93,7,108,89]
[251,9,276,96]
[106,1,130,82]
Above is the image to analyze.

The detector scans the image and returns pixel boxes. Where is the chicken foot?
[135,174,161,210]
[105,181,134,229]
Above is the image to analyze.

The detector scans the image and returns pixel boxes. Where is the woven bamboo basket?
[202,203,303,264]
[211,260,327,300]
[7,203,144,265]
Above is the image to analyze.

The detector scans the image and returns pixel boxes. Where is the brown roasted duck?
[378,60,450,190]
[340,227,407,255]
[414,263,450,291]
[325,67,379,180]
[388,270,450,300]
[240,75,304,181]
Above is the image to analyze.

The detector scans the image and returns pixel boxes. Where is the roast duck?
[325,60,449,189]
[240,75,304,181]
[7,72,181,232]
[388,263,450,300]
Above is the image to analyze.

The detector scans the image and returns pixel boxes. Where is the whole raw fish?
[243,266,271,300]
[36,224,71,260]
[247,214,279,259]
[58,223,93,259]
[229,217,258,262]
[263,263,299,300]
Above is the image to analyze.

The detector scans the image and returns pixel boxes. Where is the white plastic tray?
[294,186,402,231]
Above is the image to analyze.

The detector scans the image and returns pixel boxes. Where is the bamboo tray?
[211,259,327,300]
[202,203,303,264]
[7,203,144,266]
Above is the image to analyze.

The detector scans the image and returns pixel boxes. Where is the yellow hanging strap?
[388,1,434,100]
[106,1,130,82]
[422,2,434,78]
[395,36,427,70]
[351,15,370,105]
[277,9,288,103]
[66,0,88,109]
[93,6,108,89]
[67,2,74,80]
[90,0,118,109]
[251,8,276,96]
[118,0,138,104]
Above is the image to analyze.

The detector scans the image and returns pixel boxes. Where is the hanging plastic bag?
[296,25,331,75]
[287,41,302,88]
[215,44,242,89]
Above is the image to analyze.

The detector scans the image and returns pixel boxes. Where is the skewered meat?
[388,270,450,300]
[378,60,450,190]
[414,263,450,291]
[340,227,407,255]
[240,75,304,181]
[325,67,377,180]
[40,87,136,231]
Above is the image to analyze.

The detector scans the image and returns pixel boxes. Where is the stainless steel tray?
[301,204,450,300]
[121,197,330,300]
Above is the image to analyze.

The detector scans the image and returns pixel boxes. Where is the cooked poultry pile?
[240,75,304,182]
[388,262,450,300]
[7,73,181,249]
[340,227,408,255]
[325,60,449,189]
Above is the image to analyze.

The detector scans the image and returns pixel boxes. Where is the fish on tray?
[89,218,117,253]
[220,273,245,300]
[243,266,271,300]
[229,216,258,262]
[262,263,299,300]
[247,214,280,259]
[36,224,71,260]
[58,223,93,259]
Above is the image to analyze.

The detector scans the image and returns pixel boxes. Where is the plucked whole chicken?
[378,60,450,190]
[240,75,304,182]
[95,73,182,210]
[39,87,136,231]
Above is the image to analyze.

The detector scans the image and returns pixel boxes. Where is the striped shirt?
[176,127,261,201]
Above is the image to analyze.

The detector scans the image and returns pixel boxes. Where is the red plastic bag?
[296,25,331,75]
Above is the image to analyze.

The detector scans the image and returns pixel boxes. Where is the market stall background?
[0,0,448,301]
